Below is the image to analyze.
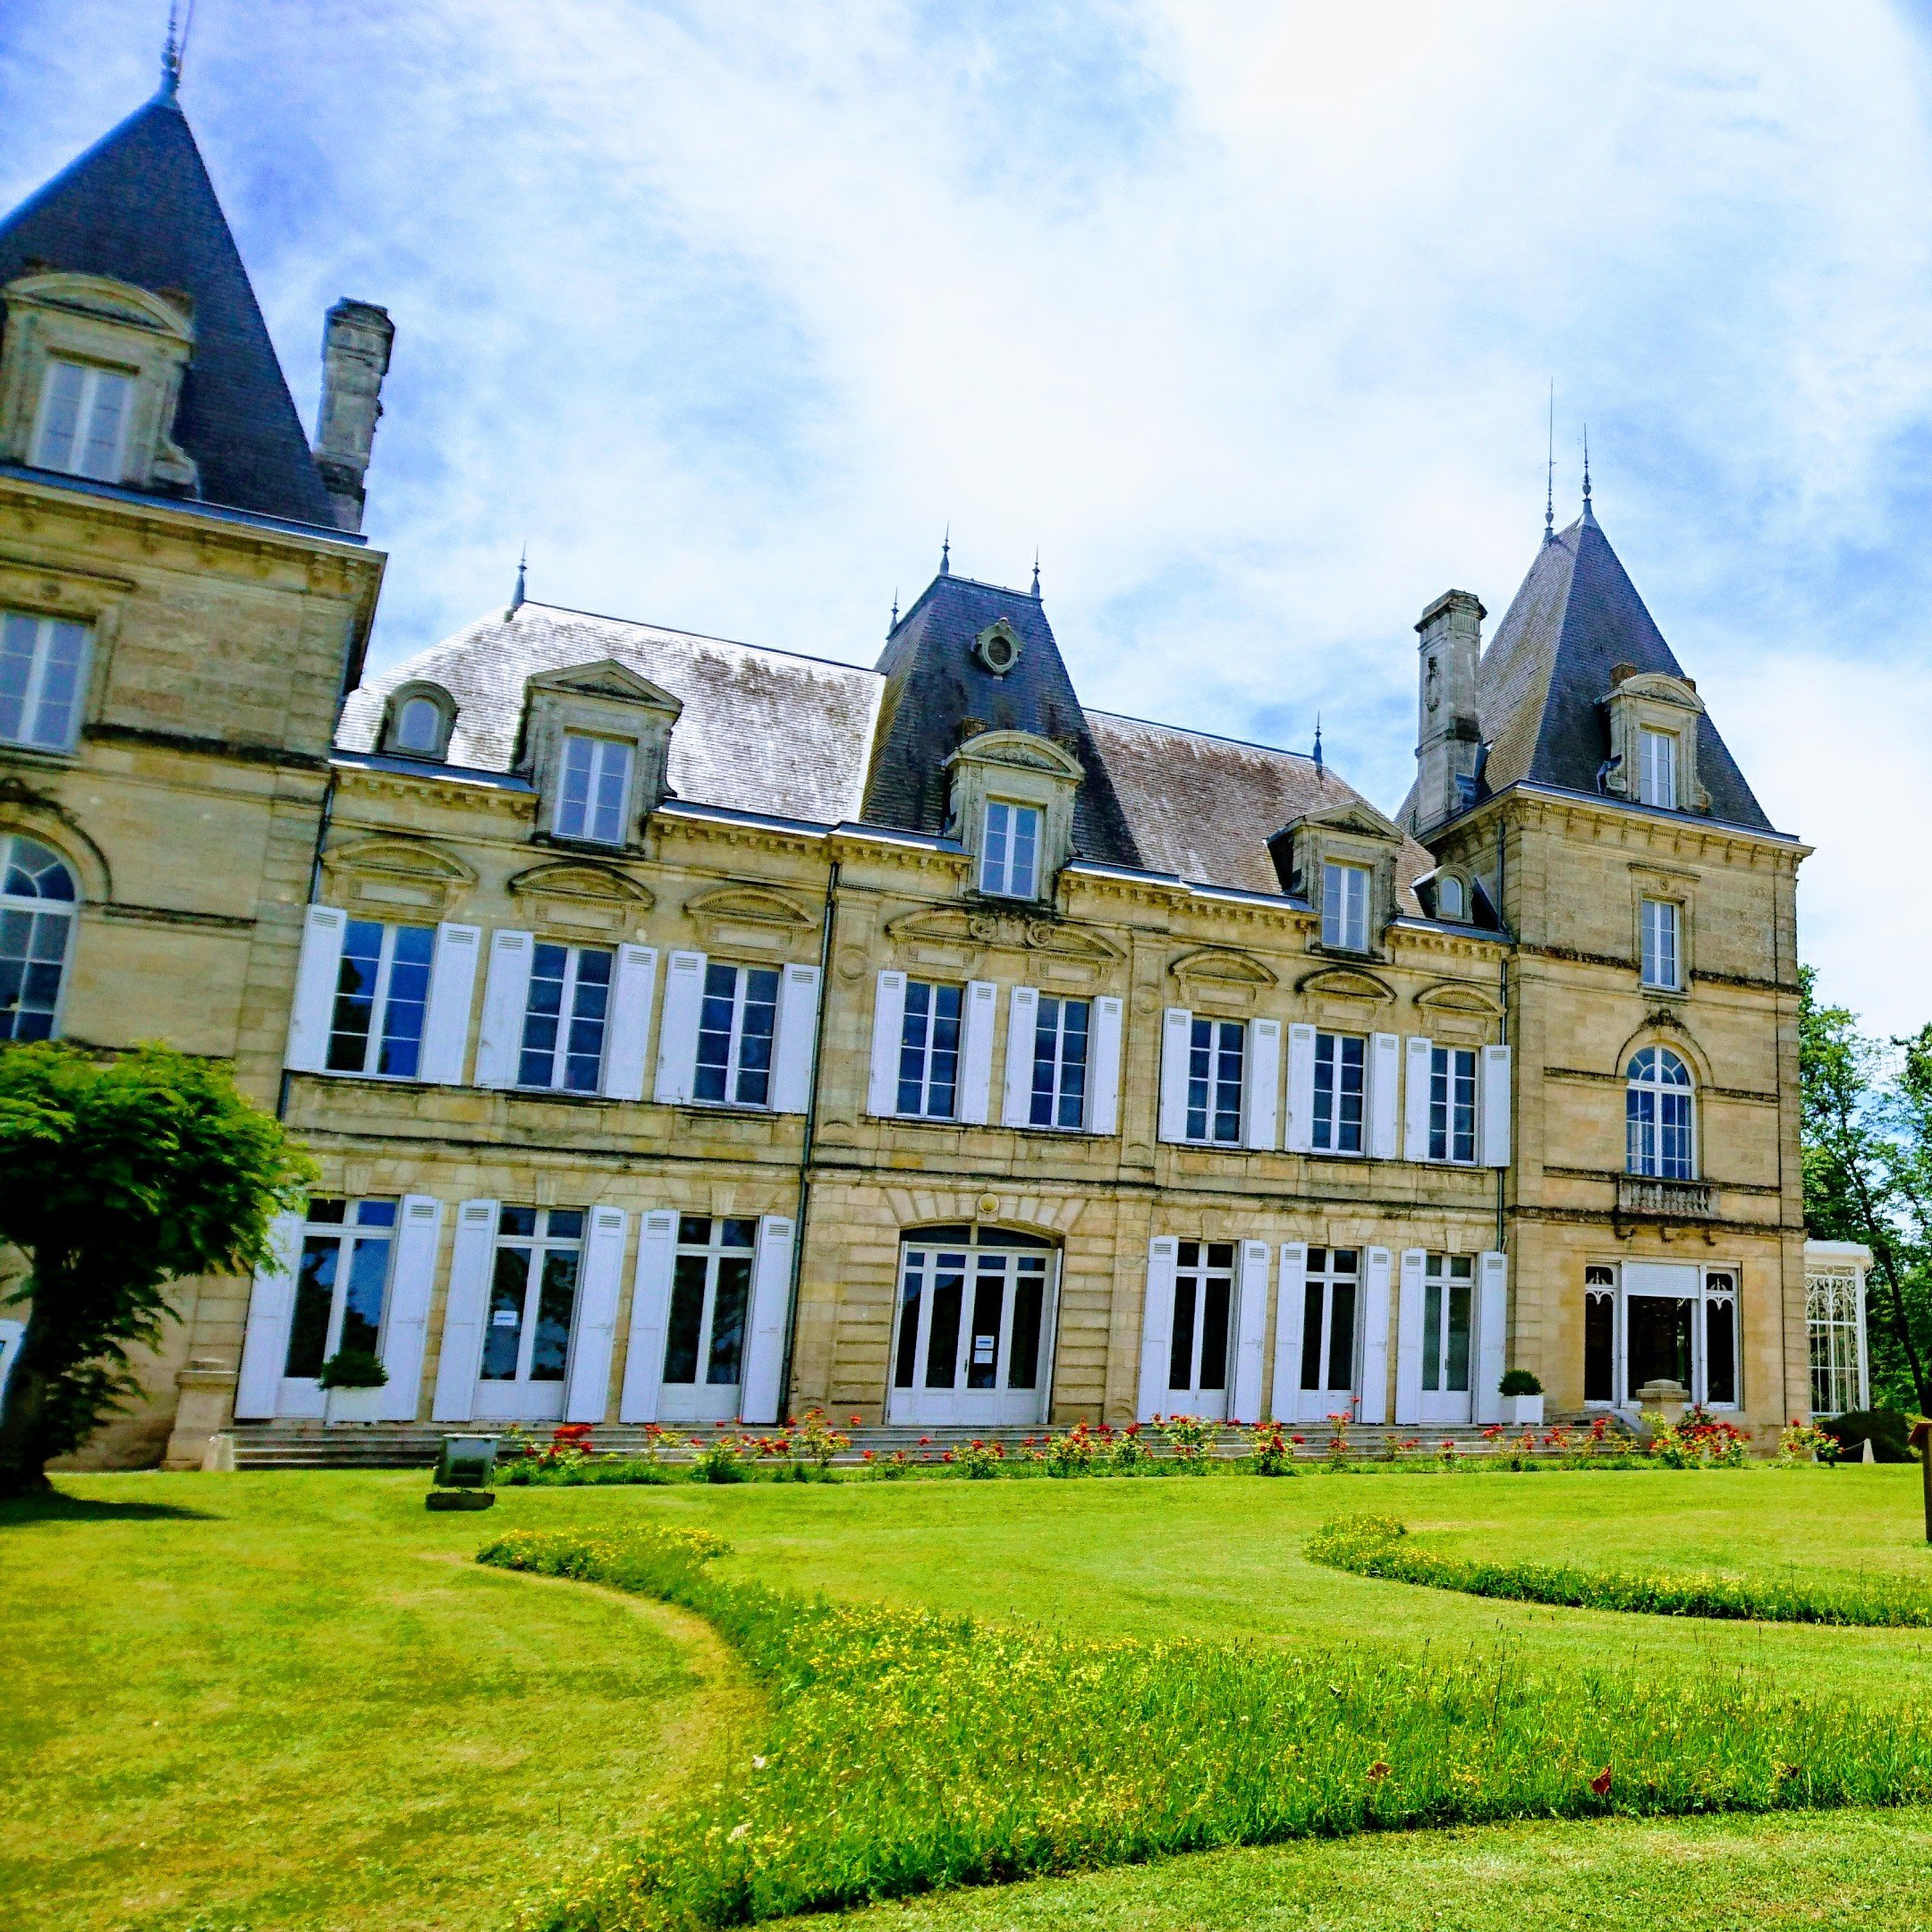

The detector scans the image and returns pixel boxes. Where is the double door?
[1417,1252,1474,1424]
[1165,1241,1234,1419]
[658,1216,757,1422]
[1293,1246,1359,1421]
[889,1240,1056,1426]
[473,1207,582,1422]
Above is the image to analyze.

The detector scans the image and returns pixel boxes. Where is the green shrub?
[493,1455,673,1488]
[1499,1368,1543,1396]
[316,1347,386,1391]
[1818,1409,1916,1464]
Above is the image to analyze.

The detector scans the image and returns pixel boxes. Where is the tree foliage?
[0,1042,315,1495]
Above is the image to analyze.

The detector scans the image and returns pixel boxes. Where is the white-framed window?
[1298,1245,1360,1402]
[1322,860,1370,950]
[695,962,780,1106]
[394,696,443,754]
[1808,1268,1865,1416]
[1640,897,1680,990]
[1638,726,1677,809]
[980,800,1040,899]
[285,1198,397,1378]
[1186,1016,1245,1145]
[664,1215,759,1393]
[1312,1030,1366,1154]
[1030,996,1089,1130]
[1626,1046,1695,1179]
[517,943,613,1091]
[481,1207,582,1387]
[897,979,962,1118]
[1583,1263,1616,1404]
[0,834,79,1042]
[1436,874,1466,921]
[1703,1267,1738,1407]
[1,610,91,751]
[555,733,633,843]
[1422,1253,1475,1397]
[326,919,435,1078]
[33,358,133,481]
[1168,1240,1235,1404]
[1428,1046,1478,1163]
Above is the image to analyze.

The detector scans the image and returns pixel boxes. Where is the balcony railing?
[1616,1176,1715,1221]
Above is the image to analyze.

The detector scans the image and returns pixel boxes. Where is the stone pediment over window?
[1172,945,1277,1014]
[525,660,682,710]
[509,859,654,937]
[321,835,476,920]
[686,885,816,953]
[1296,965,1396,1004]
[1415,980,1503,1018]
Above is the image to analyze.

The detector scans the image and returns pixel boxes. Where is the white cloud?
[6,0,1932,1030]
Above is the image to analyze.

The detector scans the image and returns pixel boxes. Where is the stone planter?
[326,1385,385,1425]
[1499,1394,1545,1427]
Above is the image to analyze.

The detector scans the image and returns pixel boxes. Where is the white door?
[1293,1245,1360,1422]
[1418,1251,1475,1424]
[1164,1240,1235,1421]
[657,1215,760,1423]
[277,1199,399,1420]
[888,1238,1055,1426]
[472,1207,584,1423]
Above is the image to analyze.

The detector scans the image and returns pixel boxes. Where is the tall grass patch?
[480,1524,1932,1931]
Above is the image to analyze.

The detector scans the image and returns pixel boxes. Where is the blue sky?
[7,1,1932,1033]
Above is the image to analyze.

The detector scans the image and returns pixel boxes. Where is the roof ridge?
[500,600,883,679]
[1087,706,1320,767]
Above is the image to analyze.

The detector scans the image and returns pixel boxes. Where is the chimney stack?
[1413,588,1486,831]
[313,299,394,533]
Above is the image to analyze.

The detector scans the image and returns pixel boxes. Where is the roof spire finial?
[1030,547,1041,599]
[160,0,194,103]
[504,542,527,621]
[1312,713,1325,780]
[1544,381,1556,545]
[939,525,951,576]
[1581,425,1596,526]
[888,588,899,633]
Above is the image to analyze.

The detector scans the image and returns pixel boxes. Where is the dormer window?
[981,800,1040,898]
[378,682,456,761]
[1638,727,1677,809]
[1436,874,1466,921]
[394,697,442,754]
[518,660,680,852]
[1322,861,1370,950]
[555,733,633,843]
[34,359,132,481]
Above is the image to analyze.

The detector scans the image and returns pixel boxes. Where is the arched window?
[0,834,79,1040]
[394,696,442,753]
[383,685,453,759]
[1625,1046,1694,1179]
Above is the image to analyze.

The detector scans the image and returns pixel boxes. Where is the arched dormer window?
[0,834,79,1040]
[1626,1046,1694,1179]
[380,682,455,761]
[395,697,442,753]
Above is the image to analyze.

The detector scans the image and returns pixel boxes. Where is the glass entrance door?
[1418,1252,1474,1424]
[659,1216,758,1422]
[1295,1246,1359,1421]
[278,1199,396,1419]
[889,1234,1055,1425]
[1166,1241,1233,1421]
[474,1208,582,1421]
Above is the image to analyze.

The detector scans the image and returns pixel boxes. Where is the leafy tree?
[0,1043,314,1496]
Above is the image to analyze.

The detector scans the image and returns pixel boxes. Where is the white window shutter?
[1475,1250,1509,1423]
[234,1211,304,1418]
[740,1215,795,1424]
[868,970,908,1116]
[958,980,998,1124]
[419,925,481,1084]
[1271,1241,1309,1420]
[1284,1022,1316,1153]
[431,1199,500,1421]
[1137,1236,1179,1421]
[377,1195,443,1420]
[1480,1044,1513,1168]
[1244,1018,1281,1150]
[619,1210,678,1422]
[1003,986,1039,1127]
[771,963,821,1114]
[473,932,535,1089]
[600,945,659,1101]
[1394,1248,1428,1425]
[1157,1008,1193,1143]
[1231,1240,1270,1421]
[1369,1031,1401,1160]
[1403,1036,1434,1162]
[565,1206,630,1422]
[284,906,347,1072]
[1089,996,1123,1136]
[1358,1246,1393,1425]
[653,950,708,1103]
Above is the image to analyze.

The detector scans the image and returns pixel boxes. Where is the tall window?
[1704,1268,1738,1406]
[1422,1253,1475,1395]
[326,920,435,1077]
[1185,1017,1244,1144]
[1626,1046,1695,1179]
[0,835,78,1041]
[1428,1045,1478,1163]
[980,801,1040,898]
[34,358,132,481]
[555,733,633,843]
[897,980,962,1117]
[1640,898,1680,989]
[1030,996,1089,1130]
[665,1216,758,1390]
[1808,1268,1864,1416]
[1322,861,1370,950]
[481,1208,581,1385]
[518,943,612,1090]
[1299,1246,1360,1397]
[1583,1264,1616,1404]
[1168,1241,1234,1400]
[1637,727,1677,809]
[696,962,780,1106]
[1,610,90,751]
[1312,1031,1365,1154]
[284,1198,395,1379]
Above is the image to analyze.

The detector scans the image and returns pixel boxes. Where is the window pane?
[1057,999,1088,1128]
[26,621,88,750]
[1628,1295,1694,1391]
[926,1265,964,1387]
[339,1234,392,1354]
[1169,1276,1199,1391]
[591,740,631,843]
[377,925,436,1078]
[480,1248,530,1379]
[520,943,568,1086]
[35,360,83,470]
[1213,1021,1243,1143]
[708,1256,751,1385]
[529,1249,579,1380]
[1008,1272,1044,1389]
[285,1238,340,1377]
[0,614,37,743]
[1199,1275,1230,1391]
[663,1255,707,1385]
[1010,806,1039,896]
[1187,1017,1212,1140]
[1326,1280,1357,1391]
[556,735,595,839]
[1585,1292,1615,1402]
[327,921,384,1072]
[894,1262,923,1388]
[1422,1279,1443,1391]
[1445,1284,1471,1392]
[78,369,131,480]
[734,968,779,1106]
[396,697,440,751]
[1705,1297,1737,1405]
[564,948,612,1092]
[1300,1280,1325,1390]
[982,802,1010,894]
[696,963,737,1102]
[965,1268,1004,1389]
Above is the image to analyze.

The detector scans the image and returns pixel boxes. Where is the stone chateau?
[0,81,1869,1469]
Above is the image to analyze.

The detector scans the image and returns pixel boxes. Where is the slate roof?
[0,92,336,528]
[861,572,1141,866]
[1402,510,1773,834]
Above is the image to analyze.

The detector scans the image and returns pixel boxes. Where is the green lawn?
[8,1464,1932,1932]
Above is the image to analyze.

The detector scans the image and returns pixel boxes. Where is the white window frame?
[1322,860,1370,951]
[1807,1268,1867,1416]
[479,1206,585,1396]
[34,357,133,481]
[980,799,1041,899]
[517,942,613,1092]
[326,919,437,1079]
[1185,1015,1246,1145]
[1311,1030,1366,1155]
[284,1198,400,1385]
[1167,1238,1238,1414]
[694,961,781,1108]
[0,833,80,1043]
[1638,726,1678,809]
[554,733,635,844]
[1428,1045,1479,1165]
[897,979,963,1119]
[1640,896,1681,990]
[0,610,91,752]
[1030,994,1090,1131]
[1625,1046,1696,1180]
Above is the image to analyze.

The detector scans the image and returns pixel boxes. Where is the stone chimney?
[313,299,394,533]
[1413,588,1486,832]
